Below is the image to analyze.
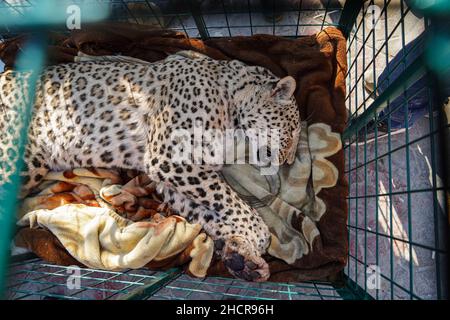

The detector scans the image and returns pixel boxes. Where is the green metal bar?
[321,0,331,31]
[398,0,414,299]
[220,0,232,37]
[361,9,368,293]
[247,0,253,36]
[348,224,447,254]
[8,261,75,299]
[346,28,423,111]
[344,125,443,173]
[312,281,324,300]
[338,0,365,38]
[346,0,394,54]
[374,112,380,300]
[119,0,139,24]
[346,41,353,281]
[120,268,181,300]
[182,277,206,299]
[426,84,442,299]
[294,0,303,38]
[144,0,165,29]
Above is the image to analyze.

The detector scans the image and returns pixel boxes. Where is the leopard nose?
[224,252,245,271]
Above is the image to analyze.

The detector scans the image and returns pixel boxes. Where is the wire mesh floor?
[6,257,351,300]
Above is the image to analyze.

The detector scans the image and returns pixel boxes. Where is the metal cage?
[0,0,448,300]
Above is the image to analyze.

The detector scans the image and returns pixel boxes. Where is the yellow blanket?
[15,169,214,277]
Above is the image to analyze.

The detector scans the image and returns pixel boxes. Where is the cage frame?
[0,0,448,300]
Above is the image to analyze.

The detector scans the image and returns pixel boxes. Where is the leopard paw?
[221,236,270,282]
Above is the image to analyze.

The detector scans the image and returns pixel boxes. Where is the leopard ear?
[271,76,296,103]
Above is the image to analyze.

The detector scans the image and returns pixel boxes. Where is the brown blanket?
[15,168,214,277]
[2,23,348,282]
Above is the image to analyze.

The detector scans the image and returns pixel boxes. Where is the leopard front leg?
[149,160,271,282]
[159,183,253,255]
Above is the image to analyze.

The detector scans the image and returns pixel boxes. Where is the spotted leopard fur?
[0,51,300,281]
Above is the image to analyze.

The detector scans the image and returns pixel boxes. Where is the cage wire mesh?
[343,0,449,300]
[0,0,448,300]
[6,255,356,300]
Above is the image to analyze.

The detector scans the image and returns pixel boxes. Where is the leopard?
[0,51,300,281]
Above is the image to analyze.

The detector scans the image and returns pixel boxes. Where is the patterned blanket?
[5,24,348,281]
